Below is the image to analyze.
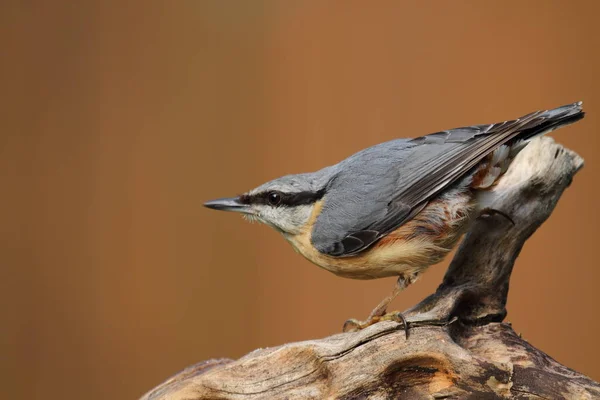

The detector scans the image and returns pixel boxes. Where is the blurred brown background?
[2,1,599,399]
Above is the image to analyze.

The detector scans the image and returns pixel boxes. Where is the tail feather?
[517,101,585,142]
[471,101,584,190]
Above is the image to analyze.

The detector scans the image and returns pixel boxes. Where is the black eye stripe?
[239,188,325,207]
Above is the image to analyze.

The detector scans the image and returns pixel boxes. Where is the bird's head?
[204,172,331,236]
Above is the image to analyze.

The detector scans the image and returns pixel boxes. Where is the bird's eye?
[267,191,281,206]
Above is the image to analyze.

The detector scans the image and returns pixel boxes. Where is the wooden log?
[141,137,599,399]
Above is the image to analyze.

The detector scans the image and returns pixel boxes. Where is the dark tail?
[518,101,585,142]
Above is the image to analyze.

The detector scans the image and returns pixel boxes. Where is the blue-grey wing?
[311,103,583,257]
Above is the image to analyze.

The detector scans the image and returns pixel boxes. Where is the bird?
[204,102,584,334]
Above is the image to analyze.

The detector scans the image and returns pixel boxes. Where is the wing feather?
[311,103,583,257]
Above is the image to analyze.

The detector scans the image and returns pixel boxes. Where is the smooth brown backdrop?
[2,1,599,399]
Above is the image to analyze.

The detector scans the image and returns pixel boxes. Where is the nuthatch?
[205,102,584,334]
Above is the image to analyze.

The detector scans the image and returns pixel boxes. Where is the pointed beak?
[203,197,253,214]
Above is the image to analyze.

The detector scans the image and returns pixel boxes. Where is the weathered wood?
[141,137,599,399]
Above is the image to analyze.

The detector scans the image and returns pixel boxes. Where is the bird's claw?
[342,318,365,333]
[382,312,410,339]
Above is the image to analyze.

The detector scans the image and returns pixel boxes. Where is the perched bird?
[204,102,584,333]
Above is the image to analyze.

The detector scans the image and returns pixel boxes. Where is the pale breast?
[284,187,474,280]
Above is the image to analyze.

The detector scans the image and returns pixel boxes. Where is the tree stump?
[141,137,599,399]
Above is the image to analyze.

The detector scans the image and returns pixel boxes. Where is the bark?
[141,137,598,400]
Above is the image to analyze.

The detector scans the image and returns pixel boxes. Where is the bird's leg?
[366,277,408,320]
[343,274,415,337]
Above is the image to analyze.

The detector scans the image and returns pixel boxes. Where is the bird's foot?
[478,207,515,225]
[343,311,410,338]
[343,275,416,337]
